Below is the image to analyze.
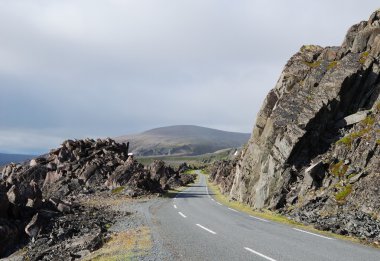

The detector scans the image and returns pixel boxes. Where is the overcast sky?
[0,1,379,154]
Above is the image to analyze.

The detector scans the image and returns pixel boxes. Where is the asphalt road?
[151,172,380,261]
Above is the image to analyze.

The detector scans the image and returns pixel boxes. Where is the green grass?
[329,161,348,178]
[335,184,353,202]
[111,186,125,194]
[359,51,369,64]
[327,61,338,70]
[337,128,370,146]
[303,60,322,68]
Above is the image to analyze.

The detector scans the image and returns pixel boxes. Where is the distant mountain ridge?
[0,153,35,166]
[115,125,250,156]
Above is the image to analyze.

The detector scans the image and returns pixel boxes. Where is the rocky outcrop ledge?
[210,10,380,243]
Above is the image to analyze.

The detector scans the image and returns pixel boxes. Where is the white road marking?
[293,228,333,240]
[196,224,217,235]
[174,205,177,209]
[228,207,238,212]
[178,212,187,218]
[211,198,215,201]
[249,215,269,223]
[244,247,277,261]
[217,202,222,206]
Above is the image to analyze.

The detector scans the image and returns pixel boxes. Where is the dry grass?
[83,227,152,261]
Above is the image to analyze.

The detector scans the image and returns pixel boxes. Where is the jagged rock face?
[208,159,237,195]
[230,10,380,210]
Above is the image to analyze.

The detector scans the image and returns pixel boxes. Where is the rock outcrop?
[210,10,380,242]
[0,138,195,258]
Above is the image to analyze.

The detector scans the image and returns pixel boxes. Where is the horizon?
[1,1,379,154]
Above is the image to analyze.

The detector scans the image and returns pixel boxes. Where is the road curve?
[150,172,380,261]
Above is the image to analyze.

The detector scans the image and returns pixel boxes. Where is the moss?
[303,60,322,68]
[362,115,375,126]
[337,136,352,146]
[359,51,369,64]
[111,186,125,194]
[347,173,357,179]
[329,161,348,178]
[327,61,338,70]
[377,139,380,145]
[337,128,371,146]
[335,184,352,202]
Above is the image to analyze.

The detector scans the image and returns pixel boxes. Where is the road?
[150,172,380,261]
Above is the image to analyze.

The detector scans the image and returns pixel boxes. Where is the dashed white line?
[228,207,238,213]
[217,202,222,206]
[211,198,215,201]
[196,224,217,235]
[173,205,177,209]
[178,212,187,218]
[293,228,333,240]
[249,215,269,223]
[244,247,277,261]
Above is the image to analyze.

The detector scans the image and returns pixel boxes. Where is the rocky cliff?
[0,138,195,259]
[210,10,380,242]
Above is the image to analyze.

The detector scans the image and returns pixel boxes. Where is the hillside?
[115,125,250,156]
[0,153,35,166]
[210,10,380,242]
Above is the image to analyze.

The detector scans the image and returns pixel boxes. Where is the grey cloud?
[0,0,379,154]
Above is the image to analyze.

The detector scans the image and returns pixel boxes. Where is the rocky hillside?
[115,125,250,156]
[210,10,380,242]
[0,138,195,259]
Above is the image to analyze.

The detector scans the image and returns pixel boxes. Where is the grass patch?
[327,61,338,70]
[359,51,369,64]
[377,139,380,145]
[83,227,152,261]
[335,184,353,202]
[347,173,358,179]
[337,128,371,146]
[362,115,375,126]
[111,186,125,194]
[329,161,348,178]
[303,60,322,68]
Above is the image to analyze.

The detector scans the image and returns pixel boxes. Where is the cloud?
[0,0,379,153]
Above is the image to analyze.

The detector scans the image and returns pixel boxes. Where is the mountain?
[115,125,250,156]
[0,153,35,166]
[210,10,380,242]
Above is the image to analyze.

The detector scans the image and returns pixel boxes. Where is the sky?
[0,0,379,154]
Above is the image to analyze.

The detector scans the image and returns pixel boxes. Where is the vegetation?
[335,184,353,202]
[337,128,370,146]
[329,161,348,178]
[327,61,338,70]
[359,51,369,64]
[303,60,322,68]
[111,186,125,194]
[347,173,358,179]
[362,115,375,126]
[83,227,152,260]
